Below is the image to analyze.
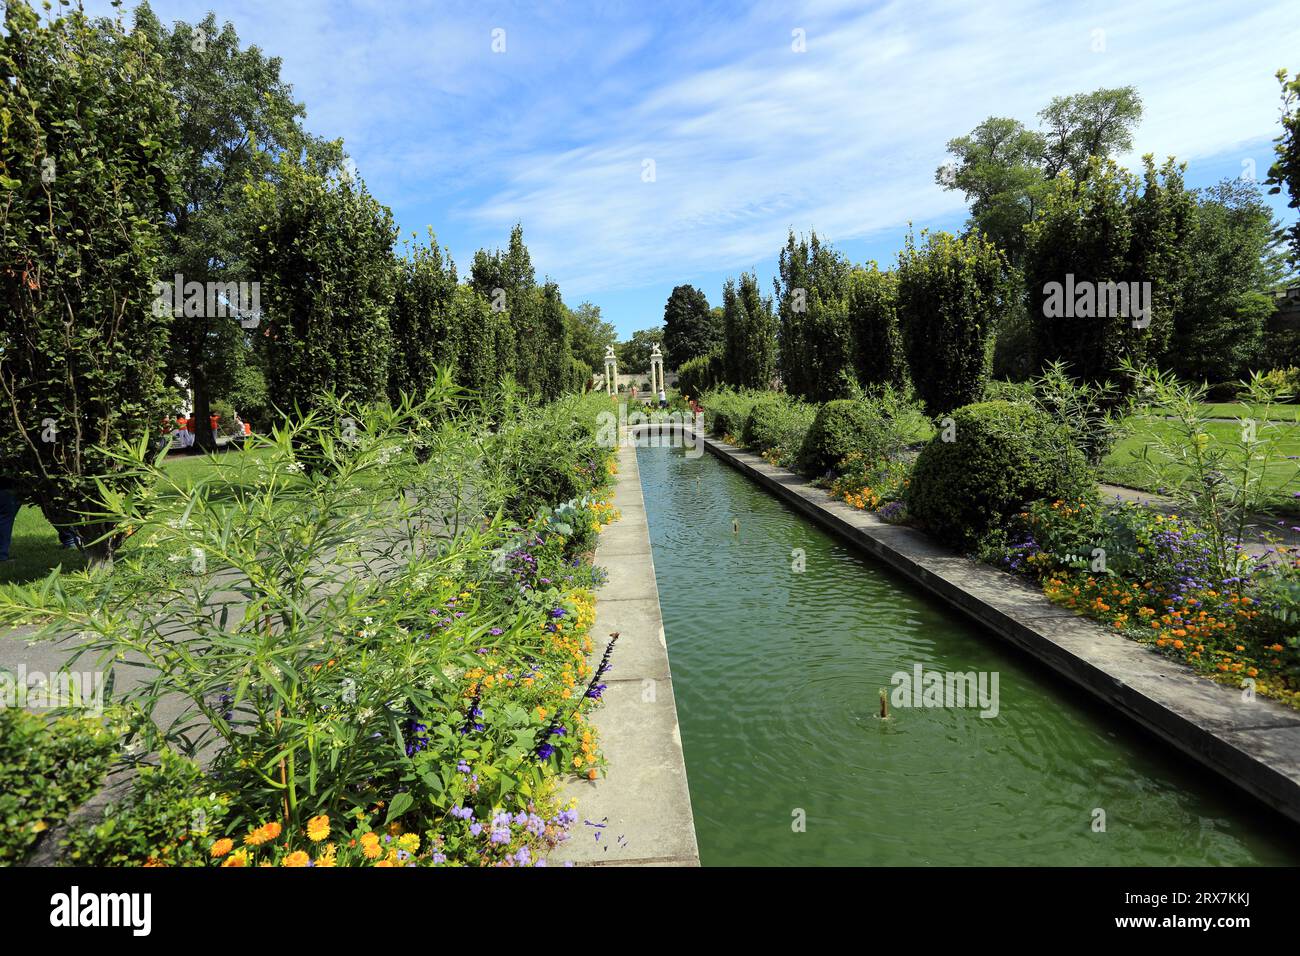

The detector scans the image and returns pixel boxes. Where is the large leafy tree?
[565,300,617,371]
[1166,179,1287,382]
[0,0,178,564]
[897,230,1012,416]
[1023,156,1194,386]
[1267,69,1300,268]
[662,283,719,369]
[132,3,311,450]
[774,229,854,401]
[245,148,397,415]
[721,272,776,389]
[938,87,1143,265]
[617,328,664,377]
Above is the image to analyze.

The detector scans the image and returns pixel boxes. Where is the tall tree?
[774,229,854,400]
[1038,87,1144,181]
[897,230,1011,416]
[662,284,719,369]
[1166,179,1287,382]
[245,148,397,416]
[1023,156,1194,386]
[617,328,664,377]
[722,272,776,389]
[0,0,179,564]
[938,87,1143,265]
[533,281,572,402]
[132,3,313,450]
[566,301,617,371]
[389,231,458,403]
[470,224,567,396]
[1267,69,1300,269]
[847,264,904,390]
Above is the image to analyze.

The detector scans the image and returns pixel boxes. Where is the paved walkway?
[551,439,700,866]
[1098,483,1300,558]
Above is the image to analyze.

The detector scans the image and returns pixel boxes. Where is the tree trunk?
[192,366,216,454]
[84,527,117,572]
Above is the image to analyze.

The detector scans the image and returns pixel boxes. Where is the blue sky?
[83,0,1300,338]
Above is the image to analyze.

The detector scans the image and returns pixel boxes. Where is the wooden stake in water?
[732,518,739,535]
[879,689,889,720]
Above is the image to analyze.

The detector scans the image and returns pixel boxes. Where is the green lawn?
[0,447,264,586]
[1196,402,1300,422]
[1102,416,1300,516]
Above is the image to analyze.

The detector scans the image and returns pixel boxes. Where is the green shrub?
[907,400,1095,550]
[0,708,120,864]
[983,379,1034,404]
[1251,367,1300,403]
[740,395,815,459]
[796,394,918,477]
[702,388,766,439]
[677,350,724,399]
[897,229,1011,416]
[61,749,230,867]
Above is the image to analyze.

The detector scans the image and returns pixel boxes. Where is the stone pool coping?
[552,440,700,866]
[656,425,1300,827]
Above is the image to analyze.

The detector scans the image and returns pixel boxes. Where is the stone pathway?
[551,439,700,866]
[1098,483,1300,558]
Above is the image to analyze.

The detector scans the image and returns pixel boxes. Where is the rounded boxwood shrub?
[906,400,1095,550]
[797,399,882,477]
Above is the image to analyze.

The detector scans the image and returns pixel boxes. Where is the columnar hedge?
[0,1,179,563]
[246,152,398,414]
[1023,157,1194,384]
[722,272,777,389]
[897,229,1011,416]
[847,264,904,390]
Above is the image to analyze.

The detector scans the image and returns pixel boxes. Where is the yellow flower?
[360,832,382,860]
[397,833,420,853]
[306,814,330,842]
[282,850,311,867]
[221,849,250,867]
[209,838,234,858]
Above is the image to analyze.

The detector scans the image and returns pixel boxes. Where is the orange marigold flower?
[210,838,234,858]
[282,851,311,867]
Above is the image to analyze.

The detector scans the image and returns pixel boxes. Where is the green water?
[638,446,1300,866]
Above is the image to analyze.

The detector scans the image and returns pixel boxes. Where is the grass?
[0,446,266,587]
[1102,416,1300,516]
[1195,402,1300,422]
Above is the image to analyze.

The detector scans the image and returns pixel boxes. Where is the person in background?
[209,412,221,446]
[0,479,19,563]
[658,387,667,409]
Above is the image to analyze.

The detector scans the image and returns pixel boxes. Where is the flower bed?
[997,498,1300,706]
[1,388,625,866]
